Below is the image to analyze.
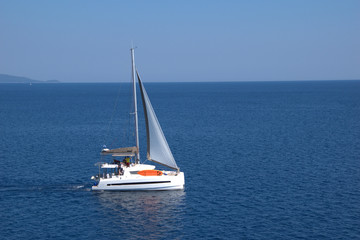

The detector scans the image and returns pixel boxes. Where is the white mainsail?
[137,72,179,170]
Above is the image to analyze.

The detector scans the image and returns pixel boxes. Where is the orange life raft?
[137,170,163,176]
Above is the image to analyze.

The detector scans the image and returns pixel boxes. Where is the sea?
[0,81,359,239]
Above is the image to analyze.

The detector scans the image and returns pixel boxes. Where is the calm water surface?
[0,81,359,239]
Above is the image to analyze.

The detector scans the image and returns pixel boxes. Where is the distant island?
[0,74,60,83]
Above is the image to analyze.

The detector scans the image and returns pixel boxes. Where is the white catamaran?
[91,48,185,191]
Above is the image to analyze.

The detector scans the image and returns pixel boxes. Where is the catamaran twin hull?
[92,172,185,191]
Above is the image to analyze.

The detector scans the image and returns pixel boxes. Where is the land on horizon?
[0,74,59,83]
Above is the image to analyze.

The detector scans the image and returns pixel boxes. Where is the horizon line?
[2,79,360,84]
[40,79,360,83]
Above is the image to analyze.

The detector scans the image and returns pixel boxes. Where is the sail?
[137,72,179,170]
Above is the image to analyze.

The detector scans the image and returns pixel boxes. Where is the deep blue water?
[0,81,359,239]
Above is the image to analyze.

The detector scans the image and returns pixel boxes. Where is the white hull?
[92,172,185,191]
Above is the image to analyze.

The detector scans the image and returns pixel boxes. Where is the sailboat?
[91,48,185,191]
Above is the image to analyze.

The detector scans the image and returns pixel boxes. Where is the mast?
[131,47,140,163]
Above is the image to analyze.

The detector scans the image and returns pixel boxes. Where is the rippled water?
[0,81,359,239]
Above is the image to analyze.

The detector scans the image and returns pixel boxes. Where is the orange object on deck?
[137,170,163,176]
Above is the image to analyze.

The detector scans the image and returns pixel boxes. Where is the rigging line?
[123,79,134,147]
[110,80,132,148]
[103,82,123,147]
[111,76,134,149]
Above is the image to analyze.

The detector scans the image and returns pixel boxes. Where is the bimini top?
[101,146,138,157]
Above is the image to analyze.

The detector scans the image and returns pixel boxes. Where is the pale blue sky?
[0,0,359,82]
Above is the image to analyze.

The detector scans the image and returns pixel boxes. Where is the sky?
[0,0,359,82]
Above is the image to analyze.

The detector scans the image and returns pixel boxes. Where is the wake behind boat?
[91,48,185,191]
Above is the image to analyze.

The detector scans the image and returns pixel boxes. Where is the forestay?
[137,72,179,170]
